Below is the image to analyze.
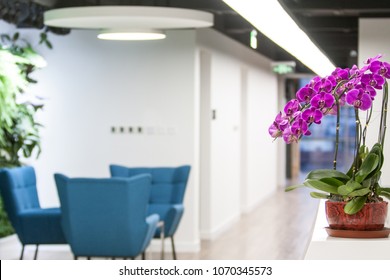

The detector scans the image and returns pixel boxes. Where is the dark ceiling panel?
[3,0,390,74]
[279,0,390,68]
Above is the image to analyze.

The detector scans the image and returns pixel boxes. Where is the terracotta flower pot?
[325,200,388,231]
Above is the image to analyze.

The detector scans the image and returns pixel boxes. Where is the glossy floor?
[0,189,318,260]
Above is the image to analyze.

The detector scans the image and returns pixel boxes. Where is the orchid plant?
[270,55,390,214]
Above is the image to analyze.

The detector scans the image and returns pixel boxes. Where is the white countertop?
[304,200,390,260]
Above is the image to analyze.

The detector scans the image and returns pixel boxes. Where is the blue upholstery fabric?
[109,165,190,238]
[0,166,66,245]
[54,173,159,258]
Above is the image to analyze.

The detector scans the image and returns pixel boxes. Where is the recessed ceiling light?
[97,29,166,41]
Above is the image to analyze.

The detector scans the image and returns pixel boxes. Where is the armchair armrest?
[18,208,66,244]
[165,204,184,237]
[141,213,160,252]
[148,204,184,237]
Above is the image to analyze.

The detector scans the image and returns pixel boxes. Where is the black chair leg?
[34,245,39,260]
[74,256,78,260]
[171,236,177,260]
[20,245,25,260]
[142,252,146,260]
[87,257,91,260]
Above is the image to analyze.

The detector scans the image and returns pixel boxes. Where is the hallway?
[0,188,319,260]
[182,188,318,259]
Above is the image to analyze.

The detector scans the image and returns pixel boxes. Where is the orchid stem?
[353,109,362,178]
[333,95,340,170]
[379,81,388,148]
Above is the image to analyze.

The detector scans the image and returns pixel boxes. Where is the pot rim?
[326,200,388,206]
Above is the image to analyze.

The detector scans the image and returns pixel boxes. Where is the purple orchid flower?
[282,127,297,144]
[268,112,289,138]
[291,118,310,137]
[332,67,349,83]
[364,54,382,65]
[281,117,310,144]
[361,73,385,90]
[296,87,315,103]
[310,92,335,111]
[346,88,372,111]
[313,77,335,94]
[268,123,281,138]
[308,76,321,87]
[302,107,323,124]
[369,60,390,79]
[284,99,300,117]
[269,54,390,144]
[356,84,376,100]
[349,65,363,78]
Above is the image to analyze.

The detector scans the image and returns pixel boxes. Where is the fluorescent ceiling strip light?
[223,0,335,76]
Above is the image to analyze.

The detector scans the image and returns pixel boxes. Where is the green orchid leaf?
[361,179,372,188]
[377,187,390,199]
[306,169,350,182]
[355,154,379,183]
[379,191,390,200]
[285,184,305,192]
[372,143,384,168]
[366,143,384,179]
[348,188,371,197]
[358,145,369,160]
[310,192,329,199]
[303,179,339,194]
[377,187,390,193]
[320,177,345,187]
[338,180,363,196]
[344,196,367,215]
[346,159,361,178]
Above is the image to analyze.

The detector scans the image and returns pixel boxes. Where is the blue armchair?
[110,164,191,259]
[54,173,159,259]
[0,166,66,259]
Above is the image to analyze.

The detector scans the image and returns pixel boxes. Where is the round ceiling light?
[44,6,214,40]
[97,29,166,40]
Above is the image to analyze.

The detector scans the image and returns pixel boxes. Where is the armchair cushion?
[55,173,159,258]
[109,165,190,238]
[18,208,64,244]
[0,166,66,246]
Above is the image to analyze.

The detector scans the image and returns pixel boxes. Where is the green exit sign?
[271,61,296,74]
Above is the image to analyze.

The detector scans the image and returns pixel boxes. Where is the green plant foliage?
[0,197,14,237]
[0,32,51,238]
[0,32,47,166]
[344,196,367,215]
[286,140,388,214]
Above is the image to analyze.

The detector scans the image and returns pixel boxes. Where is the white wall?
[245,68,278,209]
[197,29,278,239]
[1,20,200,251]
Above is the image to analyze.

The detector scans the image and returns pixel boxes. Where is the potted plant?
[269,55,390,235]
[0,32,50,238]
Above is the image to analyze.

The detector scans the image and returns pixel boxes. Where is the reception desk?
[305,200,390,260]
